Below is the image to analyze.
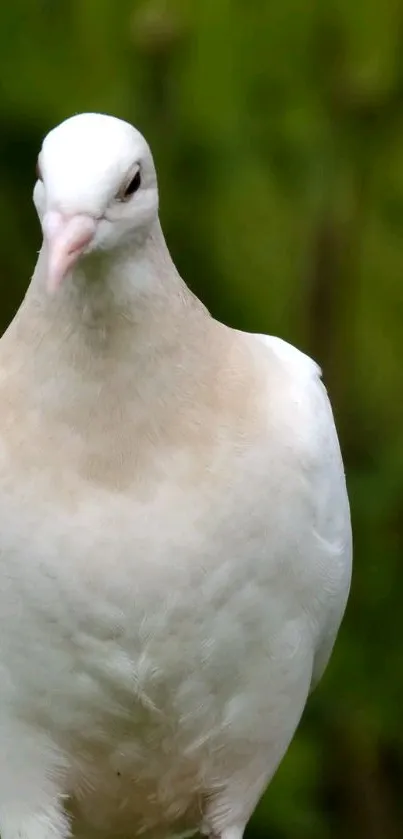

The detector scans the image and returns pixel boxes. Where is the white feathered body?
[0,300,351,839]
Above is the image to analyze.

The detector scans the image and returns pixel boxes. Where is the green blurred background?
[0,1,402,837]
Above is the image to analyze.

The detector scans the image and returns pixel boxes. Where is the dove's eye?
[120,170,141,201]
[36,160,43,182]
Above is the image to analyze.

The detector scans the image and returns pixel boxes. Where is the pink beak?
[42,211,97,293]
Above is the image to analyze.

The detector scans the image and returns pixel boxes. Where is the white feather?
[0,113,352,839]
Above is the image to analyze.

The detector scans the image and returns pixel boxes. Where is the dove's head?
[34,113,159,292]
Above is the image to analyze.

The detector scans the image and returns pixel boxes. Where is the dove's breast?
[0,456,315,834]
[0,358,350,837]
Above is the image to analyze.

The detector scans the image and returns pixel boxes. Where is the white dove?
[0,113,352,839]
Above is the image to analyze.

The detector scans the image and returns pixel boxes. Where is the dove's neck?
[32,217,203,325]
[0,218,223,444]
[9,218,210,377]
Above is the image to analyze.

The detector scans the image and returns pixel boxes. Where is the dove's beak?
[42,211,97,293]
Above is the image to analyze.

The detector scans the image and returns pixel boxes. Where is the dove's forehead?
[40,113,152,206]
